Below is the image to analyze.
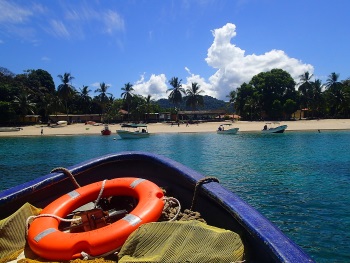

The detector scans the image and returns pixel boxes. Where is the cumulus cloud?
[204,23,314,99]
[135,23,314,101]
[133,73,168,101]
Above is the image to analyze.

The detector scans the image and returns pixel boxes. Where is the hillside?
[156,95,231,112]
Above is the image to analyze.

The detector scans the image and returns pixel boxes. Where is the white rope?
[26,214,81,235]
[81,247,119,260]
[163,196,181,221]
[94,179,107,208]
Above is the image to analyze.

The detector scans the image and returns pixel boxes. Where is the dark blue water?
[1,131,349,262]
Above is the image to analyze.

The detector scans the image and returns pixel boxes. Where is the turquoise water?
[1,131,350,262]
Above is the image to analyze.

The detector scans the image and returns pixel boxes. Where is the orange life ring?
[27,177,164,260]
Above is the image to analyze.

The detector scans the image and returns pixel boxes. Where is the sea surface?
[1,130,349,262]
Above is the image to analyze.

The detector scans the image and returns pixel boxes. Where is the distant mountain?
[0,67,16,77]
[156,95,232,112]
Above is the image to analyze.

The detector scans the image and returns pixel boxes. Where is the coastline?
[0,119,350,137]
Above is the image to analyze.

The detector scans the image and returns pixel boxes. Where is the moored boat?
[0,152,314,262]
[116,123,150,139]
[262,122,287,133]
[101,124,111,135]
[51,120,68,128]
[0,127,22,132]
[217,124,239,134]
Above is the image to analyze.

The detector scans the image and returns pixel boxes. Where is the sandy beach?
[0,119,350,137]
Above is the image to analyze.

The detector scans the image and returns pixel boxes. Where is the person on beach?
[41,128,43,135]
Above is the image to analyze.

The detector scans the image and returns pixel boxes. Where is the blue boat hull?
[0,151,314,262]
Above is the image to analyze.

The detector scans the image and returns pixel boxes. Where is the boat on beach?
[0,151,314,262]
[51,120,68,128]
[101,124,111,135]
[0,127,22,132]
[116,123,150,139]
[262,122,288,133]
[217,124,239,134]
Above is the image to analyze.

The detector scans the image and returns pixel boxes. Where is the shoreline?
[0,119,350,137]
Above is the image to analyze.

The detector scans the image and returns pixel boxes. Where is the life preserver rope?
[27,177,164,261]
[94,179,107,208]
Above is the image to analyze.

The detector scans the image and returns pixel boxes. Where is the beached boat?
[0,152,314,262]
[51,120,68,128]
[116,123,150,139]
[101,124,111,135]
[262,122,287,133]
[217,124,239,134]
[0,127,22,132]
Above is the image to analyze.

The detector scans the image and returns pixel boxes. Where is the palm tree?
[95,82,112,117]
[325,72,343,117]
[13,91,36,120]
[311,79,324,118]
[78,85,92,114]
[121,82,134,121]
[57,73,75,121]
[185,82,204,111]
[144,95,153,122]
[167,77,185,110]
[298,71,313,119]
[226,90,237,114]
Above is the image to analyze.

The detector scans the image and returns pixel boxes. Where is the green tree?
[325,72,343,117]
[310,79,324,118]
[226,90,237,113]
[249,69,296,119]
[185,82,204,111]
[167,77,185,110]
[95,82,112,117]
[284,99,298,118]
[57,73,75,121]
[13,91,36,117]
[144,95,154,122]
[235,83,255,119]
[121,82,134,121]
[78,85,92,114]
[26,69,55,94]
[298,71,313,119]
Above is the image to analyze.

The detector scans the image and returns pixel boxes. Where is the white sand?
[0,119,350,137]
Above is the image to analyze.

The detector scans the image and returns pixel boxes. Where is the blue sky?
[1,0,349,101]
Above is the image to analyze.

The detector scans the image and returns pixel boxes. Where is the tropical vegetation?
[0,66,349,125]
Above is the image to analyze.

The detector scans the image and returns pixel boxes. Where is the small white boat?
[217,124,239,134]
[262,122,287,133]
[0,127,22,132]
[51,120,68,128]
[116,124,150,139]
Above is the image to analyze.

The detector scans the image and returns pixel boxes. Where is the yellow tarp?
[118,220,244,263]
[0,203,41,262]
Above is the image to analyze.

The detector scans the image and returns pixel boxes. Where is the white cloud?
[135,23,314,101]
[0,1,32,24]
[41,56,50,61]
[64,5,124,38]
[103,10,125,35]
[48,20,70,39]
[133,73,168,100]
[203,23,314,100]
